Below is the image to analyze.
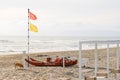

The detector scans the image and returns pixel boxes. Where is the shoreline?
[0,46,117,56]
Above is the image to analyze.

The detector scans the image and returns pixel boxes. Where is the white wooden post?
[79,42,82,80]
[23,51,26,69]
[116,43,119,70]
[63,56,65,68]
[116,43,120,80]
[107,43,110,79]
[95,43,98,77]
[50,72,52,80]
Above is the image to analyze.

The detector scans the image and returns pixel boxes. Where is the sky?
[0,0,120,37]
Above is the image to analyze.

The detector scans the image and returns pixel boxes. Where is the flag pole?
[28,8,30,67]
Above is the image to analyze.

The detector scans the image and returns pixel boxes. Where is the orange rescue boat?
[25,57,77,67]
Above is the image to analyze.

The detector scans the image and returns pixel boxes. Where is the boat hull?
[25,58,77,67]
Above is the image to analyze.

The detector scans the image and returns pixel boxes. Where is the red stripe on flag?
[29,12,37,20]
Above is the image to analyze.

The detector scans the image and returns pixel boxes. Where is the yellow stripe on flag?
[30,23,38,32]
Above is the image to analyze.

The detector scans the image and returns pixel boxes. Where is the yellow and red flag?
[29,12,37,20]
[30,23,38,32]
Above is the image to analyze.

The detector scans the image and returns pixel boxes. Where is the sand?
[0,48,119,80]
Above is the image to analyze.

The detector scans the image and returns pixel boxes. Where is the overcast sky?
[0,0,120,37]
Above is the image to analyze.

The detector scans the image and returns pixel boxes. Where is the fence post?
[23,51,26,69]
[50,72,53,80]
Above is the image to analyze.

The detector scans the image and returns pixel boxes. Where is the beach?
[0,48,119,80]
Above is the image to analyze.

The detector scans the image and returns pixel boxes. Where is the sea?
[0,36,120,55]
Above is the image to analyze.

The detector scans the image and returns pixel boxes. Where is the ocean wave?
[0,40,14,43]
[0,36,119,55]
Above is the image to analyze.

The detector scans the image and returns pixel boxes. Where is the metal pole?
[107,43,110,79]
[79,42,82,80]
[28,8,30,67]
[95,43,97,77]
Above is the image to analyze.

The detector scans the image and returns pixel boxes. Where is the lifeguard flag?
[30,23,38,32]
[29,12,37,20]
